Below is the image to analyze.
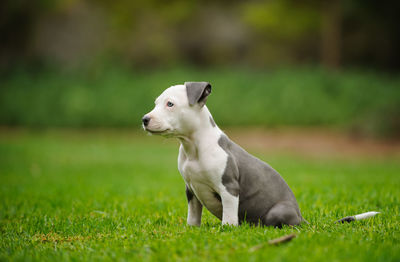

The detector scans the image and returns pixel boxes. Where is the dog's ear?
[185,82,212,107]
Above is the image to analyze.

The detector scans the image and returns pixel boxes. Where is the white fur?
[144,84,239,226]
[220,192,239,225]
[354,211,380,220]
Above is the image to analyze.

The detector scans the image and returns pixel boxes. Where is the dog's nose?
[142,116,150,126]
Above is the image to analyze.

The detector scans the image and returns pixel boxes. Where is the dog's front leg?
[186,186,203,226]
[220,191,239,226]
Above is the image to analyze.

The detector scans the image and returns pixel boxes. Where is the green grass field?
[0,129,399,261]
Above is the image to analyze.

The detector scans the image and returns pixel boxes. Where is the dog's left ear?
[185,82,212,107]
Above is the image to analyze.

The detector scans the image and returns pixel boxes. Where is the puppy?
[142,82,306,227]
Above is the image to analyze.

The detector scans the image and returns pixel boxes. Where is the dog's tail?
[335,211,380,223]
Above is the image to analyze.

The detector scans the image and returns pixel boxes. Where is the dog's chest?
[179,148,227,188]
[178,145,228,215]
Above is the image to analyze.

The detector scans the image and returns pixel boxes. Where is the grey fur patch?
[217,134,303,226]
[209,116,216,127]
[221,155,240,196]
[335,216,356,223]
[262,201,302,227]
[184,82,211,106]
[186,186,194,202]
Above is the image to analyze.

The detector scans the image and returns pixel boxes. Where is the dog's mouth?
[147,129,168,134]
[144,128,171,135]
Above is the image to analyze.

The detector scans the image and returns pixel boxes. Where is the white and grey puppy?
[142,82,379,227]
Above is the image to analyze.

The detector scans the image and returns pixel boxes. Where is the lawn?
[0,129,399,261]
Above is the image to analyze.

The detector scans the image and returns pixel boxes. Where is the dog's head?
[142,82,212,137]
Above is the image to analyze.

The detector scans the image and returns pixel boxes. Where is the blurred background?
[0,0,399,139]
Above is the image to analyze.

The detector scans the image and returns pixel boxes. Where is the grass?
[1,66,400,137]
[0,129,399,261]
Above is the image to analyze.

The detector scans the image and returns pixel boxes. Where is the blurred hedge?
[0,66,399,137]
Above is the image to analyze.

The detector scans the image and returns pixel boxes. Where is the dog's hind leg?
[261,201,302,227]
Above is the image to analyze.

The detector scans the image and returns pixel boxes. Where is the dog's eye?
[167,101,174,107]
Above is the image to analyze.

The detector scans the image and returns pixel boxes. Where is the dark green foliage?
[2,0,400,69]
[0,130,399,261]
[1,67,399,137]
